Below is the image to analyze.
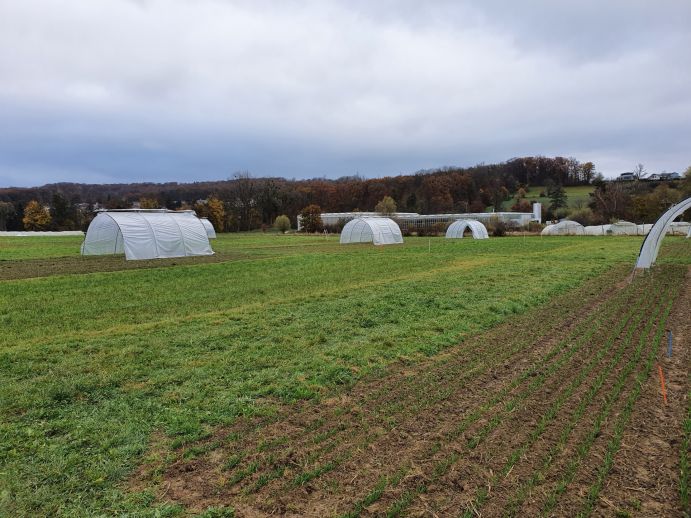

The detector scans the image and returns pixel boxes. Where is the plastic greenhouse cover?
[340,217,403,245]
[82,211,214,260]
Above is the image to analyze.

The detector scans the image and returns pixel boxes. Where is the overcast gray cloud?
[0,0,689,186]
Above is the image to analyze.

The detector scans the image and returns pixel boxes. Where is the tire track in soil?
[373,269,673,518]
[129,265,661,516]
[591,265,690,518]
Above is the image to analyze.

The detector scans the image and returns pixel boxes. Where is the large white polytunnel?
[445,219,489,239]
[81,210,214,260]
[340,217,403,245]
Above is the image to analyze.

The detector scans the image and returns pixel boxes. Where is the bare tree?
[228,171,258,231]
[633,163,647,180]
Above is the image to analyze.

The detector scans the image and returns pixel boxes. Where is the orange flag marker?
[657,364,668,405]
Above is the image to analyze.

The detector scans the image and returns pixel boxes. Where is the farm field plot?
[0,234,688,517]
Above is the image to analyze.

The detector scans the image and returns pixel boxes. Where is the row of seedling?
[540,278,681,516]
[220,274,634,498]
[459,279,666,518]
[341,274,650,516]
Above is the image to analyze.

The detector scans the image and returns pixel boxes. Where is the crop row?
[217,271,634,496]
[576,293,677,516]
[460,278,666,518]
[416,286,654,518]
[540,279,681,515]
[342,273,656,517]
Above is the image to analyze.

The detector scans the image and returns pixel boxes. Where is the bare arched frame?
[635,196,691,268]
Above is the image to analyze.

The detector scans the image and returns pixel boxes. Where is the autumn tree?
[682,165,691,196]
[299,204,322,233]
[631,184,682,222]
[589,182,632,222]
[22,200,52,230]
[139,197,160,209]
[375,195,397,215]
[274,214,291,233]
[0,201,14,231]
[206,196,226,232]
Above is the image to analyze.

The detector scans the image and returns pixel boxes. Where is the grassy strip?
[576,289,679,517]
[378,281,647,517]
[460,282,664,517]
[503,274,677,515]
[541,281,681,516]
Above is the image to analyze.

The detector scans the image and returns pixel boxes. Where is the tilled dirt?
[129,264,690,517]
[0,251,264,280]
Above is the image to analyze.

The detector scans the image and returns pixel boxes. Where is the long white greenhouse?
[339,217,403,246]
[81,210,214,260]
[445,219,489,239]
[541,220,585,236]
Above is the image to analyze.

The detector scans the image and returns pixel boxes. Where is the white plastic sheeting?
[584,225,609,236]
[445,219,489,239]
[636,197,691,268]
[668,221,690,236]
[200,218,217,239]
[609,221,639,235]
[638,224,653,235]
[81,210,214,260]
[541,220,585,236]
[340,217,403,245]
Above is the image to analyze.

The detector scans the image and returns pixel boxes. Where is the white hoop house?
[200,218,217,239]
[445,219,489,239]
[541,220,585,236]
[340,217,403,245]
[81,210,214,260]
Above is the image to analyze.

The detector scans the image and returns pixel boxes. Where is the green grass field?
[503,184,594,210]
[0,233,685,516]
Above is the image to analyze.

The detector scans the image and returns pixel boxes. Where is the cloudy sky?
[0,0,689,187]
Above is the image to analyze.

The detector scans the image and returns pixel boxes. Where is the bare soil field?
[132,263,690,517]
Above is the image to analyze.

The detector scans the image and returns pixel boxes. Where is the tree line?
[1,157,688,232]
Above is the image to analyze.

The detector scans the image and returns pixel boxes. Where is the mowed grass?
[502,184,594,210]
[0,233,673,516]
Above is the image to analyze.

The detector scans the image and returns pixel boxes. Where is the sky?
[0,0,690,187]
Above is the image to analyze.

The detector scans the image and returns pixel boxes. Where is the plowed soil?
[131,264,690,517]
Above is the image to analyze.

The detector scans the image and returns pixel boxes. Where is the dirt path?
[130,264,690,517]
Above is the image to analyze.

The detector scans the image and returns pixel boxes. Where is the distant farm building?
[301,203,541,232]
